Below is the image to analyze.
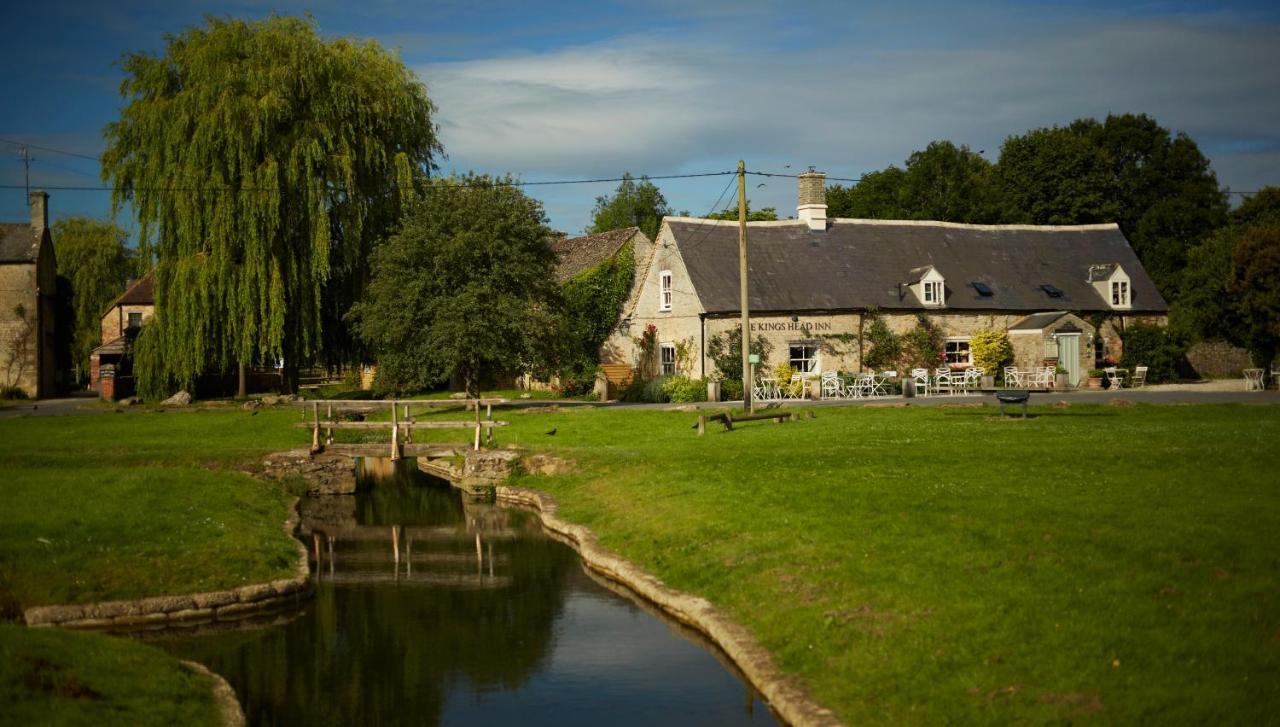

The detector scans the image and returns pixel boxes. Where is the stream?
[155,469,778,726]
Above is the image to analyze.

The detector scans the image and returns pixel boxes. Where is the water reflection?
[161,471,775,726]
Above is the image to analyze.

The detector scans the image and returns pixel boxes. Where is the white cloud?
[420,16,1280,229]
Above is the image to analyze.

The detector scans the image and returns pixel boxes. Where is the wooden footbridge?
[295,398,509,459]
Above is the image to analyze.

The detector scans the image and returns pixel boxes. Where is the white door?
[1057,334,1080,386]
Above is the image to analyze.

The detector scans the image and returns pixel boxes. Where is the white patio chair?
[820,372,844,399]
[911,368,930,396]
[755,376,777,401]
[934,367,952,395]
[1270,363,1279,390]
[1038,367,1054,388]
[787,373,806,400]
[1105,366,1122,390]
[1131,366,1148,388]
[869,373,889,397]
[962,368,981,394]
[1003,366,1019,387]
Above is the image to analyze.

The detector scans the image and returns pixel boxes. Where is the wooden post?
[404,404,412,444]
[486,403,494,444]
[697,415,706,436]
[390,399,400,460]
[311,402,321,453]
[473,400,481,451]
[737,159,751,414]
[325,403,333,445]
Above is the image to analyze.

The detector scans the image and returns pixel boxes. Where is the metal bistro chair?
[1105,366,1123,390]
[1038,366,1055,389]
[962,367,981,394]
[786,373,807,400]
[851,372,876,398]
[1131,365,1148,388]
[911,368,930,396]
[821,371,845,399]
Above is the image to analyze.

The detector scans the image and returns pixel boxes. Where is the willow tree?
[102,16,441,396]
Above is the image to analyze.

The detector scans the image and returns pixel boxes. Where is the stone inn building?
[602,171,1167,387]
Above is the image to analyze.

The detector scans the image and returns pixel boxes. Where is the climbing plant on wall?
[560,242,635,392]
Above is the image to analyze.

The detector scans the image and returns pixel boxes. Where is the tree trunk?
[281,359,299,394]
[237,363,247,399]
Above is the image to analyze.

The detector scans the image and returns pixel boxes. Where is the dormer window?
[1089,263,1131,310]
[659,270,672,311]
[912,266,945,308]
[923,280,942,304]
[1111,280,1129,306]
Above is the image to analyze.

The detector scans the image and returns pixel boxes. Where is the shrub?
[0,385,28,400]
[1119,323,1185,384]
[971,329,1014,380]
[620,376,672,403]
[661,376,708,403]
[863,311,900,371]
[772,362,795,384]
[900,314,945,371]
[721,378,744,401]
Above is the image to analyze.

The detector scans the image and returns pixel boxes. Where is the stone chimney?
[796,168,826,231]
[29,190,49,235]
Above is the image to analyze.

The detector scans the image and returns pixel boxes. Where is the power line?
[0,137,101,162]
[0,170,736,194]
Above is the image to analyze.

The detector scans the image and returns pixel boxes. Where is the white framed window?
[923,280,942,305]
[1111,280,1129,306]
[789,343,819,373]
[944,338,971,366]
[659,270,673,311]
[127,311,143,329]
[660,342,677,376]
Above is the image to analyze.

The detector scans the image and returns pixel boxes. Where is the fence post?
[390,399,400,460]
[486,402,494,444]
[473,400,481,451]
[326,403,333,444]
[311,402,321,453]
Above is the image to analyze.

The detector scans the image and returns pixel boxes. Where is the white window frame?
[789,342,820,374]
[923,280,940,304]
[660,342,677,376]
[1111,280,1129,307]
[944,337,972,366]
[659,270,673,311]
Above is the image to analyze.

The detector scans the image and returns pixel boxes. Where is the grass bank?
[403,401,1280,724]
[0,407,305,609]
[0,623,221,726]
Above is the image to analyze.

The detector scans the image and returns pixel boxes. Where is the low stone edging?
[23,498,313,630]
[183,660,247,727]
[495,485,843,727]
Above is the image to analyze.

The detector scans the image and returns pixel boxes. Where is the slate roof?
[551,227,639,283]
[667,218,1167,314]
[113,271,155,307]
[0,223,39,263]
[1009,311,1071,331]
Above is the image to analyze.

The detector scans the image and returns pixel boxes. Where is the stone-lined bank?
[23,498,312,630]
[495,485,843,727]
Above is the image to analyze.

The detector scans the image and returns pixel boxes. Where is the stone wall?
[0,263,38,396]
[1185,340,1254,377]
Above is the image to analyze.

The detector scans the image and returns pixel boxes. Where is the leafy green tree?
[996,114,1227,298]
[1168,228,1244,346]
[588,174,671,240]
[103,16,441,396]
[1230,186,1280,227]
[704,201,778,221]
[826,167,906,219]
[1118,322,1186,384]
[825,142,998,222]
[1228,223,1280,368]
[350,175,562,396]
[52,217,139,381]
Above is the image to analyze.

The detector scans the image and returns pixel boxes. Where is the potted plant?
[1055,365,1071,389]
[1087,368,1104,389]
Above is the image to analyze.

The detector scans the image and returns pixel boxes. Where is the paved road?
[2,388,1276,420]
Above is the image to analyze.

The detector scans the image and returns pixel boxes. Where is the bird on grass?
[545,427,556,436]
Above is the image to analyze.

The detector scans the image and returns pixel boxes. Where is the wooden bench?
[993,389,1031,418]
[697,410,812,434]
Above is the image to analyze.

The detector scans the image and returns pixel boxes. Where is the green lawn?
[455,401,1278,724]
[0,408,305,608]
[2,400,1278,724]
[0,623,221,726]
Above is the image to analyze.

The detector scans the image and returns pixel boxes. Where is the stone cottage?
[90,270,154,396]
[0,191,59,398]
[602,171,1167,387]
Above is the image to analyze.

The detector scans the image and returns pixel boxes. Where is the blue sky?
[2,0,1278,239]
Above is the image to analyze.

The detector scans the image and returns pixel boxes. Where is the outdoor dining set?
[754,367,995,401]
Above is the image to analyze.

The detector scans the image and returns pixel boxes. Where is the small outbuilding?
[0,191,60,398]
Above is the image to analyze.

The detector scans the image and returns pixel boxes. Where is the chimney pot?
[28,190,49,234]
[796,169,827,231]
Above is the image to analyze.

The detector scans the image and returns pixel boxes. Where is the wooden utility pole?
[737,160,751,413]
